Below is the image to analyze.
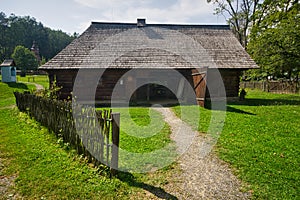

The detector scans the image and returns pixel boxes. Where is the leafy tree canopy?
[207,0,260,48]
[12,45,38,72]
[247,0,300,80]
[208,0,300,80]
[0,12,77,62]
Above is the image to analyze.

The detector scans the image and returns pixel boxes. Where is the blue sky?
[2,0,226,34]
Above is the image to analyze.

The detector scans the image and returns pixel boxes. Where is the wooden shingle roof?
[40,20,258,70]
[1,59,16,67]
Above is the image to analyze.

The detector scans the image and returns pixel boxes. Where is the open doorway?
[135,83,177,101]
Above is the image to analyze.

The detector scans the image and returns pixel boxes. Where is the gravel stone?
[153,107,251,199]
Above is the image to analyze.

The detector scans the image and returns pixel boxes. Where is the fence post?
[111,113,120,176]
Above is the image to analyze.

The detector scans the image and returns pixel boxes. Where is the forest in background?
[208,0,299,81]
[0,12,77,63]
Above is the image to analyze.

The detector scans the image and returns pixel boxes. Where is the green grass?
[113,108,177,172]
[0,110,132,199]
[0,81,176,199]
[17,75,49,89]
[0,82,34,107]
[6,76,298,198]
[173,89,300,199]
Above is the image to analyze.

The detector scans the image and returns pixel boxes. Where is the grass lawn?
[3,75,299,199]
[173,89,300,199]
[0,81,175,199]
[112,107,177,173]
[17,75,49,89]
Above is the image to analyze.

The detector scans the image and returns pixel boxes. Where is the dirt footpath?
[153,107,251,199]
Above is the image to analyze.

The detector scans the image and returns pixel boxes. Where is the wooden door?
[192,68,207,107]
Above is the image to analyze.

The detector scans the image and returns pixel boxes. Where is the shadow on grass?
[203,101,255,115]
[5,82,29,90]
[117,172,178,200]
[226,106,255,115]
[222,96,300,115]
[228,98,300,106]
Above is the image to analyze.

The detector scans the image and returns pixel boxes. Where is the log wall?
[47,69,195,103]
[206,69,241,98]
[46,68,241,103]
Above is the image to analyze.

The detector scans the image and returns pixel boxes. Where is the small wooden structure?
[40,19,258,106]
[1,59,16,83]
[31,41,41,64]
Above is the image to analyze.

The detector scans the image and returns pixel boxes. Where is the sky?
[1,0,227,34]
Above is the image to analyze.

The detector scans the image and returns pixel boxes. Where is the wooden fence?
[241,81,300,94]
[14,92,120,175]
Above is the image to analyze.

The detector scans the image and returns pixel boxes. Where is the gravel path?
[153,107,251,199]
[20,81,44,91]
[0,159,19,200]
[32,83,44,91]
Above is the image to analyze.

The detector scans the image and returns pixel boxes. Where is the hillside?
[0,12,77,62]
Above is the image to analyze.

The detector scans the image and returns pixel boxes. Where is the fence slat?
[241,81,300,94]
[13,92,120,176]
[111,113,120,176]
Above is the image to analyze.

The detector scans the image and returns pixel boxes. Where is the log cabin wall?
[95,69,129,101]
[206,69,242,99]
[48,69,129,101]
[222,69,242,97]
[48,68,242,103]
[48,69,196,103]
[48,70,77,100]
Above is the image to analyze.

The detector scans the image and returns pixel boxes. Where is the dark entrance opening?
[132,83,178,106]
[136,83,177,100]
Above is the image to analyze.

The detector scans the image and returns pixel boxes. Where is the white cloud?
[74,0,223,25]
[74,0,143,9]
[123,0,217,23]
[2,0,224,34]
[73,0,103,8]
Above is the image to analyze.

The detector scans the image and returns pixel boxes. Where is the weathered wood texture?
[40,20,259,107]
[47,69,128,101]
[111,113,120,176]
[48,69,197,103]
[206,69,241,98]
[192,68,207,107]
[47,68,243,105]
[14,92,120,174]
[40,22,258,70]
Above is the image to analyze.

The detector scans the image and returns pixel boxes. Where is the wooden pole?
[111,112,120,176]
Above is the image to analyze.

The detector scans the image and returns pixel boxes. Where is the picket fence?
[14,92,120,175]
[241,81,300,94]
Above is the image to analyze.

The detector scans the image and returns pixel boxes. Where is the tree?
[208,0,300,80]
[45,28,76,59]
[12,45,38,76]
[40,56,47,65]
[0,12,10,61]
[247,0,300,80]
[0,12,75,63]
[207,0,260,48]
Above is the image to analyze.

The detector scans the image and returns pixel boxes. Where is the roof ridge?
[91,21,230,29]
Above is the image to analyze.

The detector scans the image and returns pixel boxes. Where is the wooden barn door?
[192,68,207,107]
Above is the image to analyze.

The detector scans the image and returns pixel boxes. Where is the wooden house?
[1,59,17,83]
[39,19,258,106]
